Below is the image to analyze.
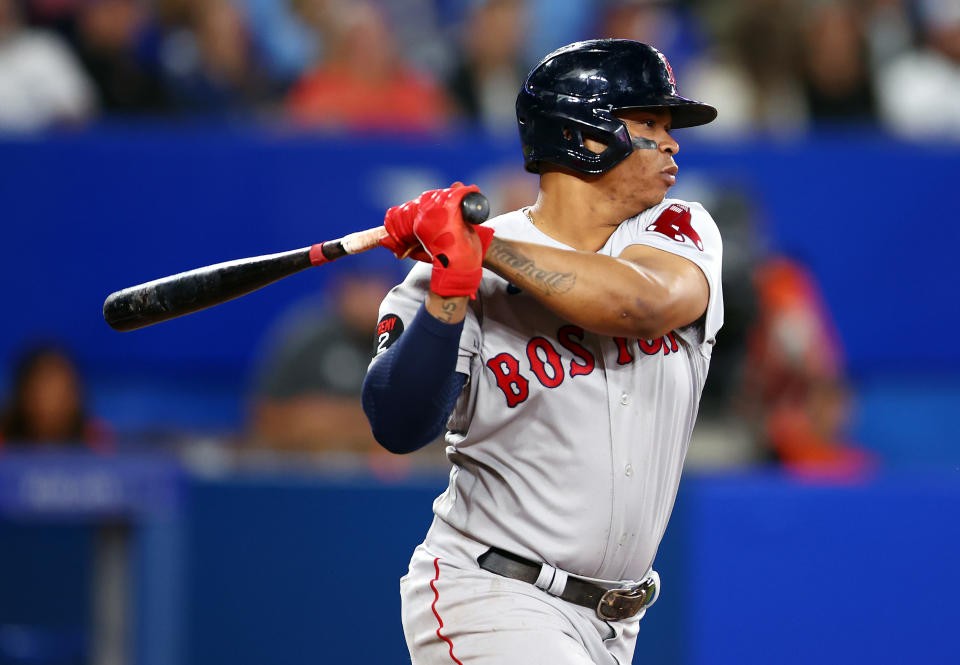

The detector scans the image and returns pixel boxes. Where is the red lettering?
[638,333,680,356]
[638,338,663,355]
[665,332,679,353]
[613,337,634,365]
[526,337,564,388]
[557,326,595,377]
[485,353,530,407]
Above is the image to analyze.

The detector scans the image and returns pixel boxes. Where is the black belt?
[477,547,657,621]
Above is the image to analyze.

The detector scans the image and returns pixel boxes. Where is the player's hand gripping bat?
[103,192,490,332]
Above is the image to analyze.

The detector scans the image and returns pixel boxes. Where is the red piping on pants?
[430,557,464,665]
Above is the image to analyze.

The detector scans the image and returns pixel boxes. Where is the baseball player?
[362,40,722,664]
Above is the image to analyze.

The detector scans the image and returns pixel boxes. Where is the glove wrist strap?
[430,265,484,298]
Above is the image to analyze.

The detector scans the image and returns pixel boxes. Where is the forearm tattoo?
[437,299,461,323]
[487,240,576,296]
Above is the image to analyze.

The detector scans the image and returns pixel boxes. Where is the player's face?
[590,109,679,213]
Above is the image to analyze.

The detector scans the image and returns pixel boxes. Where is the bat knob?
[460,191,490,225]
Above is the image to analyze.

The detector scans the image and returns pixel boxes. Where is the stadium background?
[0,0,958,663]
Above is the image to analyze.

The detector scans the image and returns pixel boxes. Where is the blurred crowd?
[0,0,926,476]
[0,0,958,138]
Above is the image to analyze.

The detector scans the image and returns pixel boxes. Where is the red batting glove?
[381,192,433,263]
[412,185,494,298]
[381,183,472,263]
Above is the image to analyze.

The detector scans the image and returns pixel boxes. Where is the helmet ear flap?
[561,124,594,157]
[521,110,633,175]
[564,125,614,169]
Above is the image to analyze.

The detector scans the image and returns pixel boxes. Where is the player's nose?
[661,134,679,156]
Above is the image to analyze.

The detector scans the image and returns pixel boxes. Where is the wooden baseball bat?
[103,192,489,332]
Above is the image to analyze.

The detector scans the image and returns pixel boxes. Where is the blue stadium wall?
[1,466,958,664]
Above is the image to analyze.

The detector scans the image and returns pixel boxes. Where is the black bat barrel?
[103,248,313,332]
[104,191,490,332]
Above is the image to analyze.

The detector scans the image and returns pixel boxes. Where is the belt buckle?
[596,579,655,621]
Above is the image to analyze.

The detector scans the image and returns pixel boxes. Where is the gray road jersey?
[372,198,723,581]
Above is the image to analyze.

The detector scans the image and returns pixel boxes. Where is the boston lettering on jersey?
[486,325,680,407]
[613,332,679,365]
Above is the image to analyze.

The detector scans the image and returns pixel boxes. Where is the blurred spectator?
[0,0,97,131]
[740,257,871,473]
[522,0,591,69]
[160,0,274,116]
[878,0,960,139]
[22,0,85,36]
[74,0,169,113]
[289,0,342,42]
[286,1,450,132]
[799,2,877,124]
[599,0,673,42]
[670,178,761,417]
[446,0,527,133]
[684,0,809,137]
[249,261,399,457]
[0,344,110,450]
[234,0,316,82]
[153,0,192,27]
[862,0,914,72]
[671,178,763,468]
[596,0,702,72]
[375,0,450,81]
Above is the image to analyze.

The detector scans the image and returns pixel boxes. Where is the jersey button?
[619,393,630,405]
[625,464,633,477]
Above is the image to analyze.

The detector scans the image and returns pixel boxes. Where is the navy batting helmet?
[516,39,717,175]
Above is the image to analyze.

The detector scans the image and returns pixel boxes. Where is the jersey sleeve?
[368,262,481,374]
[619,201,724,352]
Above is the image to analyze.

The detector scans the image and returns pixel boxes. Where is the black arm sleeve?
[361,304,468,454]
